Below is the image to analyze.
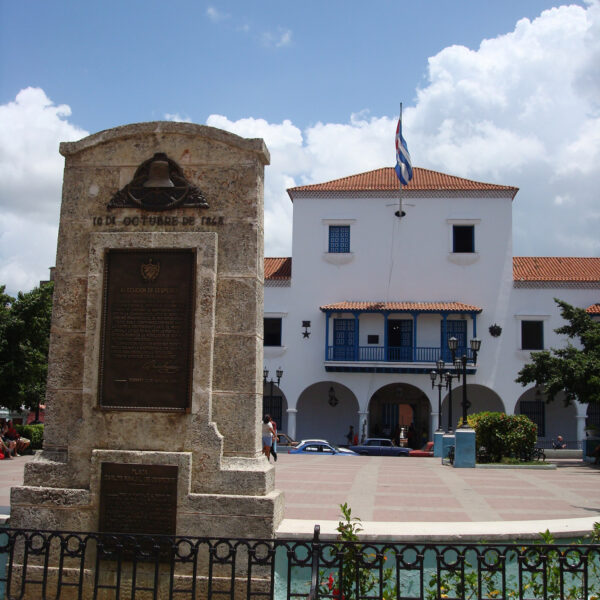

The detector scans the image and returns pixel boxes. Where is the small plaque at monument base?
[99,248,195,411]
[99,463,178,536]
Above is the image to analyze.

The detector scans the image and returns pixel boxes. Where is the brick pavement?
[2,453,599,540]
[274,453,600,539]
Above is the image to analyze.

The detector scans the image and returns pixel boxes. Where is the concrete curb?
[475,463,557,469]
[276,515,600,542]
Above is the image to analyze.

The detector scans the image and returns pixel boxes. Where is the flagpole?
[395,102,405,218]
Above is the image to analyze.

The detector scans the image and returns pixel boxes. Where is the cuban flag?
[395,112,413,186]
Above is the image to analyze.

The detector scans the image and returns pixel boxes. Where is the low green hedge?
[14,424,44,451]
[467,411,537,463]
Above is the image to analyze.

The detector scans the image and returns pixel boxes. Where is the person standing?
[270,416,278,462]
[346,425,354,446]
[262,414,275,461]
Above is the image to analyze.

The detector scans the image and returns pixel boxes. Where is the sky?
[0,0,599,296]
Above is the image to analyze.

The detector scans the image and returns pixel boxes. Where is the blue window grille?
[443,319,467,359]
[333,319,355,360]
[328,225,350,253]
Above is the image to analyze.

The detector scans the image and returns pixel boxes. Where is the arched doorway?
[296,382,359,445]
[587,402,600,434]
[516,387,577,446]
[368,383,431,449]
[262,383,288,433]
[441,384,504,431]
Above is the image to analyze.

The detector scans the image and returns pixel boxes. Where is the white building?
[263,167,600,449]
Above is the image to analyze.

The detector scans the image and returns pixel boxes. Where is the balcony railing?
[326,346,475,363]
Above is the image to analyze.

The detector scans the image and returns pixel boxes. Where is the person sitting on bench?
[552,435,567,449]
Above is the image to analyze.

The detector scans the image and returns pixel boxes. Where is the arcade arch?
[515,387,577,445]
[441,384,504,431]
[296,381,359,445]
[367,383,431,448]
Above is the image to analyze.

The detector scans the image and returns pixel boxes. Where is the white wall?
[262,189,596,442]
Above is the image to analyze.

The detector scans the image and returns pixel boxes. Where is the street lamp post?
[431,358,454,458]
[429,359,446,432]
[444,369,459,432]
[445,336,481,468]
[447,337,481,428]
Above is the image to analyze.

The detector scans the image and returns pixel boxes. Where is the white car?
[289,441,358,456]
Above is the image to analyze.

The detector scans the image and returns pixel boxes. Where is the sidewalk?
[0,454,33,521]
[2,453,599,541]
[274,454,600,540]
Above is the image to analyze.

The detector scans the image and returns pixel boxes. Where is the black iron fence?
[0,526,599,599]
[536,440,582,450]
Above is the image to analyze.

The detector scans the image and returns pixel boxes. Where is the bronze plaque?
[99,249,195,410]
[99,463,178,536]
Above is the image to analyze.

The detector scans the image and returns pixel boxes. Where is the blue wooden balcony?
[326,345,476,364]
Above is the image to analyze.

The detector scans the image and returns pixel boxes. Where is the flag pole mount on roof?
[394,102,413,218]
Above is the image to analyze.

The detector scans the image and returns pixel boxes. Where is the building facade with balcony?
[263,167,600,449]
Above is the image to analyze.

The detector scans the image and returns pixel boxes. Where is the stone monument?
[10,122,284,539]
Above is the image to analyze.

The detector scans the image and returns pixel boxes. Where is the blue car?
[349,438,410,456]
[288,441,358,456]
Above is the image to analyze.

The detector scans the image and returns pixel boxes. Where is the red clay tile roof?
[513,257,600,282]
[288,167,518,196]
[319,301,482,313]
[586,304,600,314]
[265,257,291,280]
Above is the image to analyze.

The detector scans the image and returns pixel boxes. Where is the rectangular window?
[453,225,474,253]
[520,400,545,437]
[264,318,282,346]
[521,320,543,350]
[367,335,379,344]
[329,225,350,253]
[452,225,475,252]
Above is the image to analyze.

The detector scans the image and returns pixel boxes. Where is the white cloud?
[206,6,229,22]
[210,1,600,259]
[164,113,192,123]
[0,88,87,294]
[261,28,293,48]
[2,1,599,293]
[0,88,87,219]
[408,0,600,256]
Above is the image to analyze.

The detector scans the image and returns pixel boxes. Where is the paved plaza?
[274,453,600,540]
[2,453,599,541]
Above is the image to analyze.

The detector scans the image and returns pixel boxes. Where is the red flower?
[328,574,334,590]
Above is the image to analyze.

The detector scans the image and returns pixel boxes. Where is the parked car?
[298,439,329,445]
[288,441,358,456]
[276,433,298,447]
[409,441,434,457]
[349,438,410,456]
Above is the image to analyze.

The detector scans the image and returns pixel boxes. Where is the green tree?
[516,298,600,406]
[0,282,53,412]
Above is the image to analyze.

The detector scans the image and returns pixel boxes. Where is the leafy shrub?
[466,411,537,462]
[15,423,44,450]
